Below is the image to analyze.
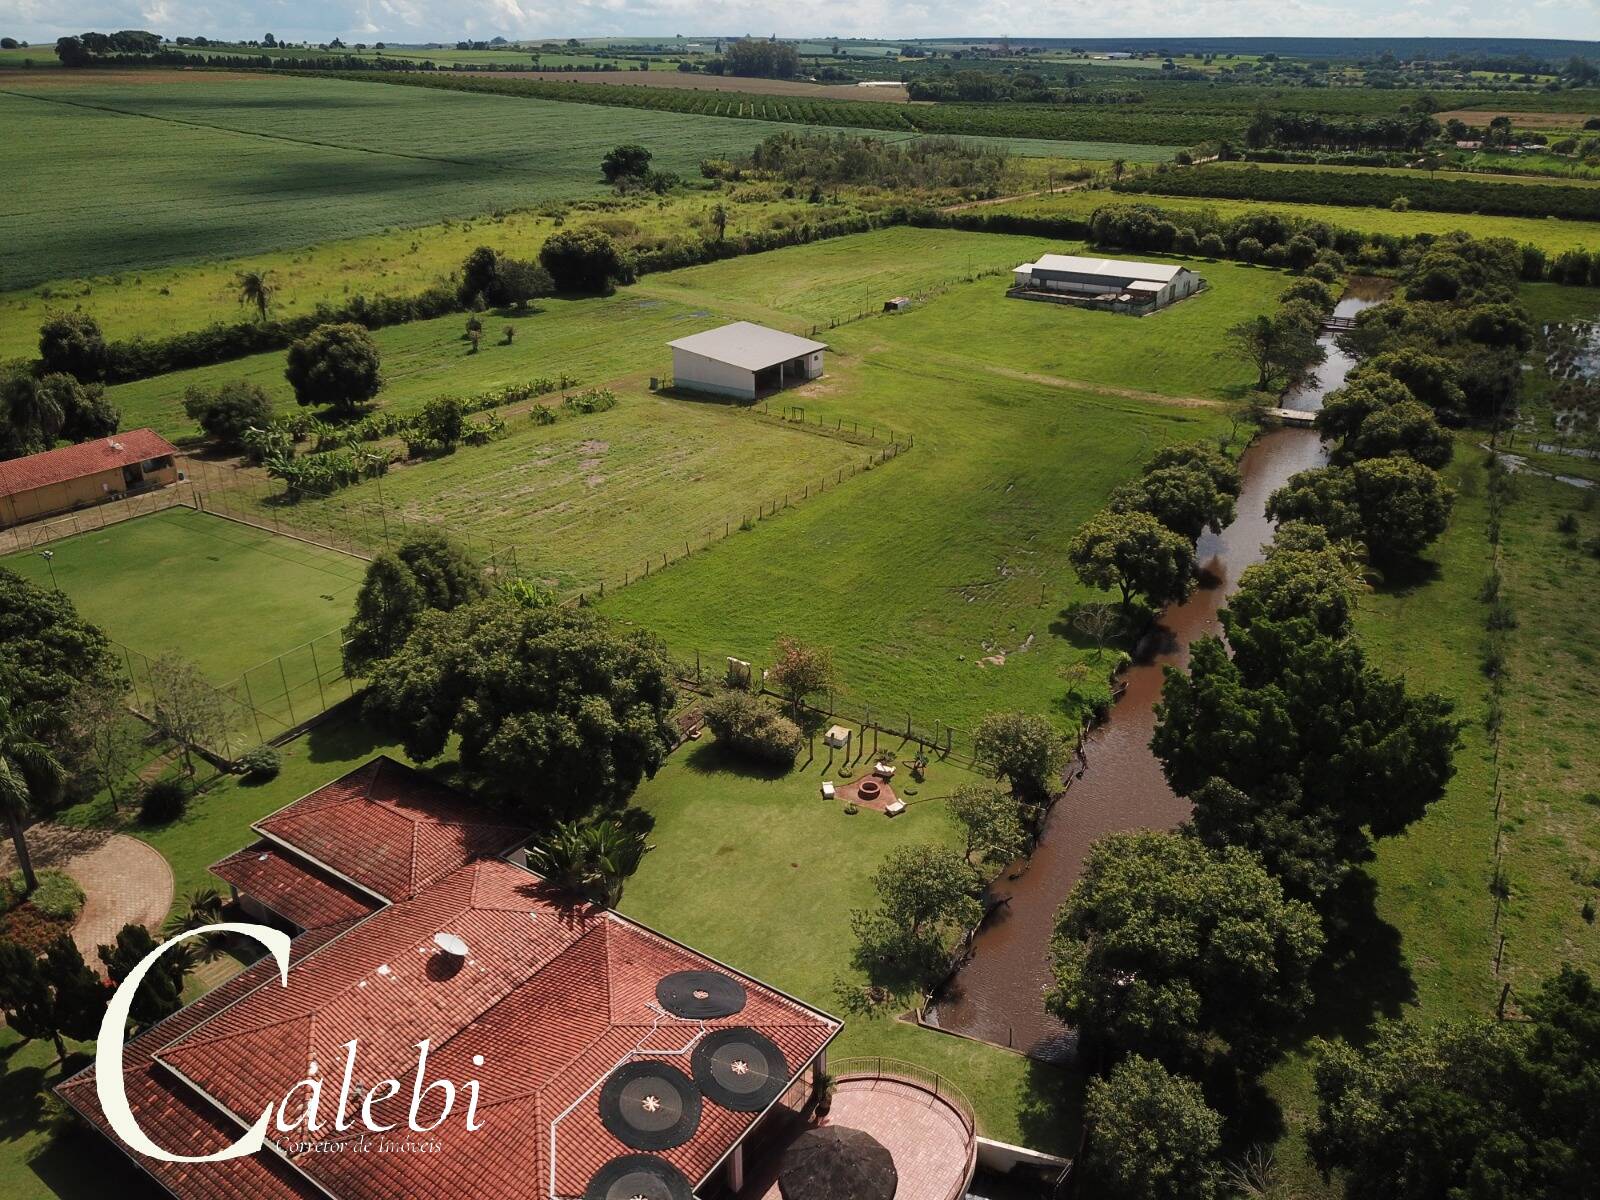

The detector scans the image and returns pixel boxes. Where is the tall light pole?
[37,549,59,592]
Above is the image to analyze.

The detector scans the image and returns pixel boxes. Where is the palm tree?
[0,689,64,893]
[525,818,652,909]
[583,819,651,909]
[163,887,227,968]
[236,270,275,323]
[1111,158,1128,182]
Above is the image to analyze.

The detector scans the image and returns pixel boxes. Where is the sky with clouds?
[0,0,1594,45]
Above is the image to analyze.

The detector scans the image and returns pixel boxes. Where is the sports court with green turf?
[1,508,366,749]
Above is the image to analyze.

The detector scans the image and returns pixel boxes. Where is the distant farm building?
[1009,254,1203,314]
[0,429,179,528]
[669,321,827,400]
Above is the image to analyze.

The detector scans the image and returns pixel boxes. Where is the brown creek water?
[927,279,1393,1058]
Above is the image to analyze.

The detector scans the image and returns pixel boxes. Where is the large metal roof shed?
[668,321,828,400]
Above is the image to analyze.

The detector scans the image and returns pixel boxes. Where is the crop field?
[600,240,1282,731]
[1115,165,1600,221]
[0,506,361,682]
[326,71,1193,150]
[103,228,1063,439]
[0,192,867,360]
[503,70,912,102]
[985,187,1600,255]
[0,71,929,289]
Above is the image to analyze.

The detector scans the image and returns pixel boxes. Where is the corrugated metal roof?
[0,428,178,498]
[668,321,827,372]
[1024,254,1188,284]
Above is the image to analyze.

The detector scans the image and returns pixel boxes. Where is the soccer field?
[0,506,362,684]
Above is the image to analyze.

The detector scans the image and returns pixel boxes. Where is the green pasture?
[602,240,1277,731]
[101,228,1060,439]
[0,507,361,684]
[988,186,1600,255]
[239,396,871,595]
[0,71,921,290]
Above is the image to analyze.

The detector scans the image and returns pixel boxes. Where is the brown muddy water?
[927,279,1392,1058]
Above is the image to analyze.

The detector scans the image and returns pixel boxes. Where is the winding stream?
[928,279,1392,1058]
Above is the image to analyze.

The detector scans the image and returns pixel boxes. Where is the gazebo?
[778,1126,898,1200]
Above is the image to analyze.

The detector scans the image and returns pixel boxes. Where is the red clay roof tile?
[61,761,840,1200]
[210,841,380,931]
[0,429,177,497]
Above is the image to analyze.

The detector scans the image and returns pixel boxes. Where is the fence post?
[309,639,329,712]
[242,672,267,746]
[277,657,297,728]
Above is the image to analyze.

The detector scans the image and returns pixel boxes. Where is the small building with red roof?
[58,758,872,1200]
[0,429,179,528]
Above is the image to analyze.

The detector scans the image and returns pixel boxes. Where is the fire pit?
[857,779,882,803]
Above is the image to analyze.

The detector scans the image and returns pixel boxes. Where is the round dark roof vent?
[656,970,746,1019]
[692,1027,790,1112]
[583,1153,694,1200]
[598,1060,702,1151]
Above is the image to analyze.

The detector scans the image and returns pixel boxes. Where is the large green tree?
[100,923,186,1027]
[1068,510,1197,611]
[1111,465,1237,542]
[0,569,123,797]
[973,711,1070,809]
[538,228,632,294]
[364,601,677,818]
[1049,831,1323,1071]
[0,688,64,892]
[1152,627,1457,902]
[342,532,488,674]
[1306,966,1600,1200]
[1081,1055,1225,1200]
[1267,458,1454,566]
[849,845,981,1002]
[284,322,383,416]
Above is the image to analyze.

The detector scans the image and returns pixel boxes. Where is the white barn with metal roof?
[1010,254,1201,310]
[668,321,827,400]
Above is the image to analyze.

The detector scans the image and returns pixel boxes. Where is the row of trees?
[1049,230,1545,1196]
[1067,441,1244,614]
[1116,164,1600,224]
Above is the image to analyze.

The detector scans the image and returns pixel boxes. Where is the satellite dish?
[433,931,469,958]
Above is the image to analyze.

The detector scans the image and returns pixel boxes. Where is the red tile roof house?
[0,429,180,528]
[58,758,983,1200]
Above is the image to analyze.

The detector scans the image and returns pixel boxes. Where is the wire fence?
[559,435,912,607]
[799,262,1013,338]
[0,484,193,557]
[117,627,359,762]
[184,455,527,582]
[671,648,985,769]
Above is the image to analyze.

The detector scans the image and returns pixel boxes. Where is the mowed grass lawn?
[0,508,362,681]
[989,187,1600,255]
[621,733,1076,1152]
[0,70,914,289]
[630,226,1049,328]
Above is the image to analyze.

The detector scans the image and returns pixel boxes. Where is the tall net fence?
[117,627,360,762]
[0,484,193,557]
